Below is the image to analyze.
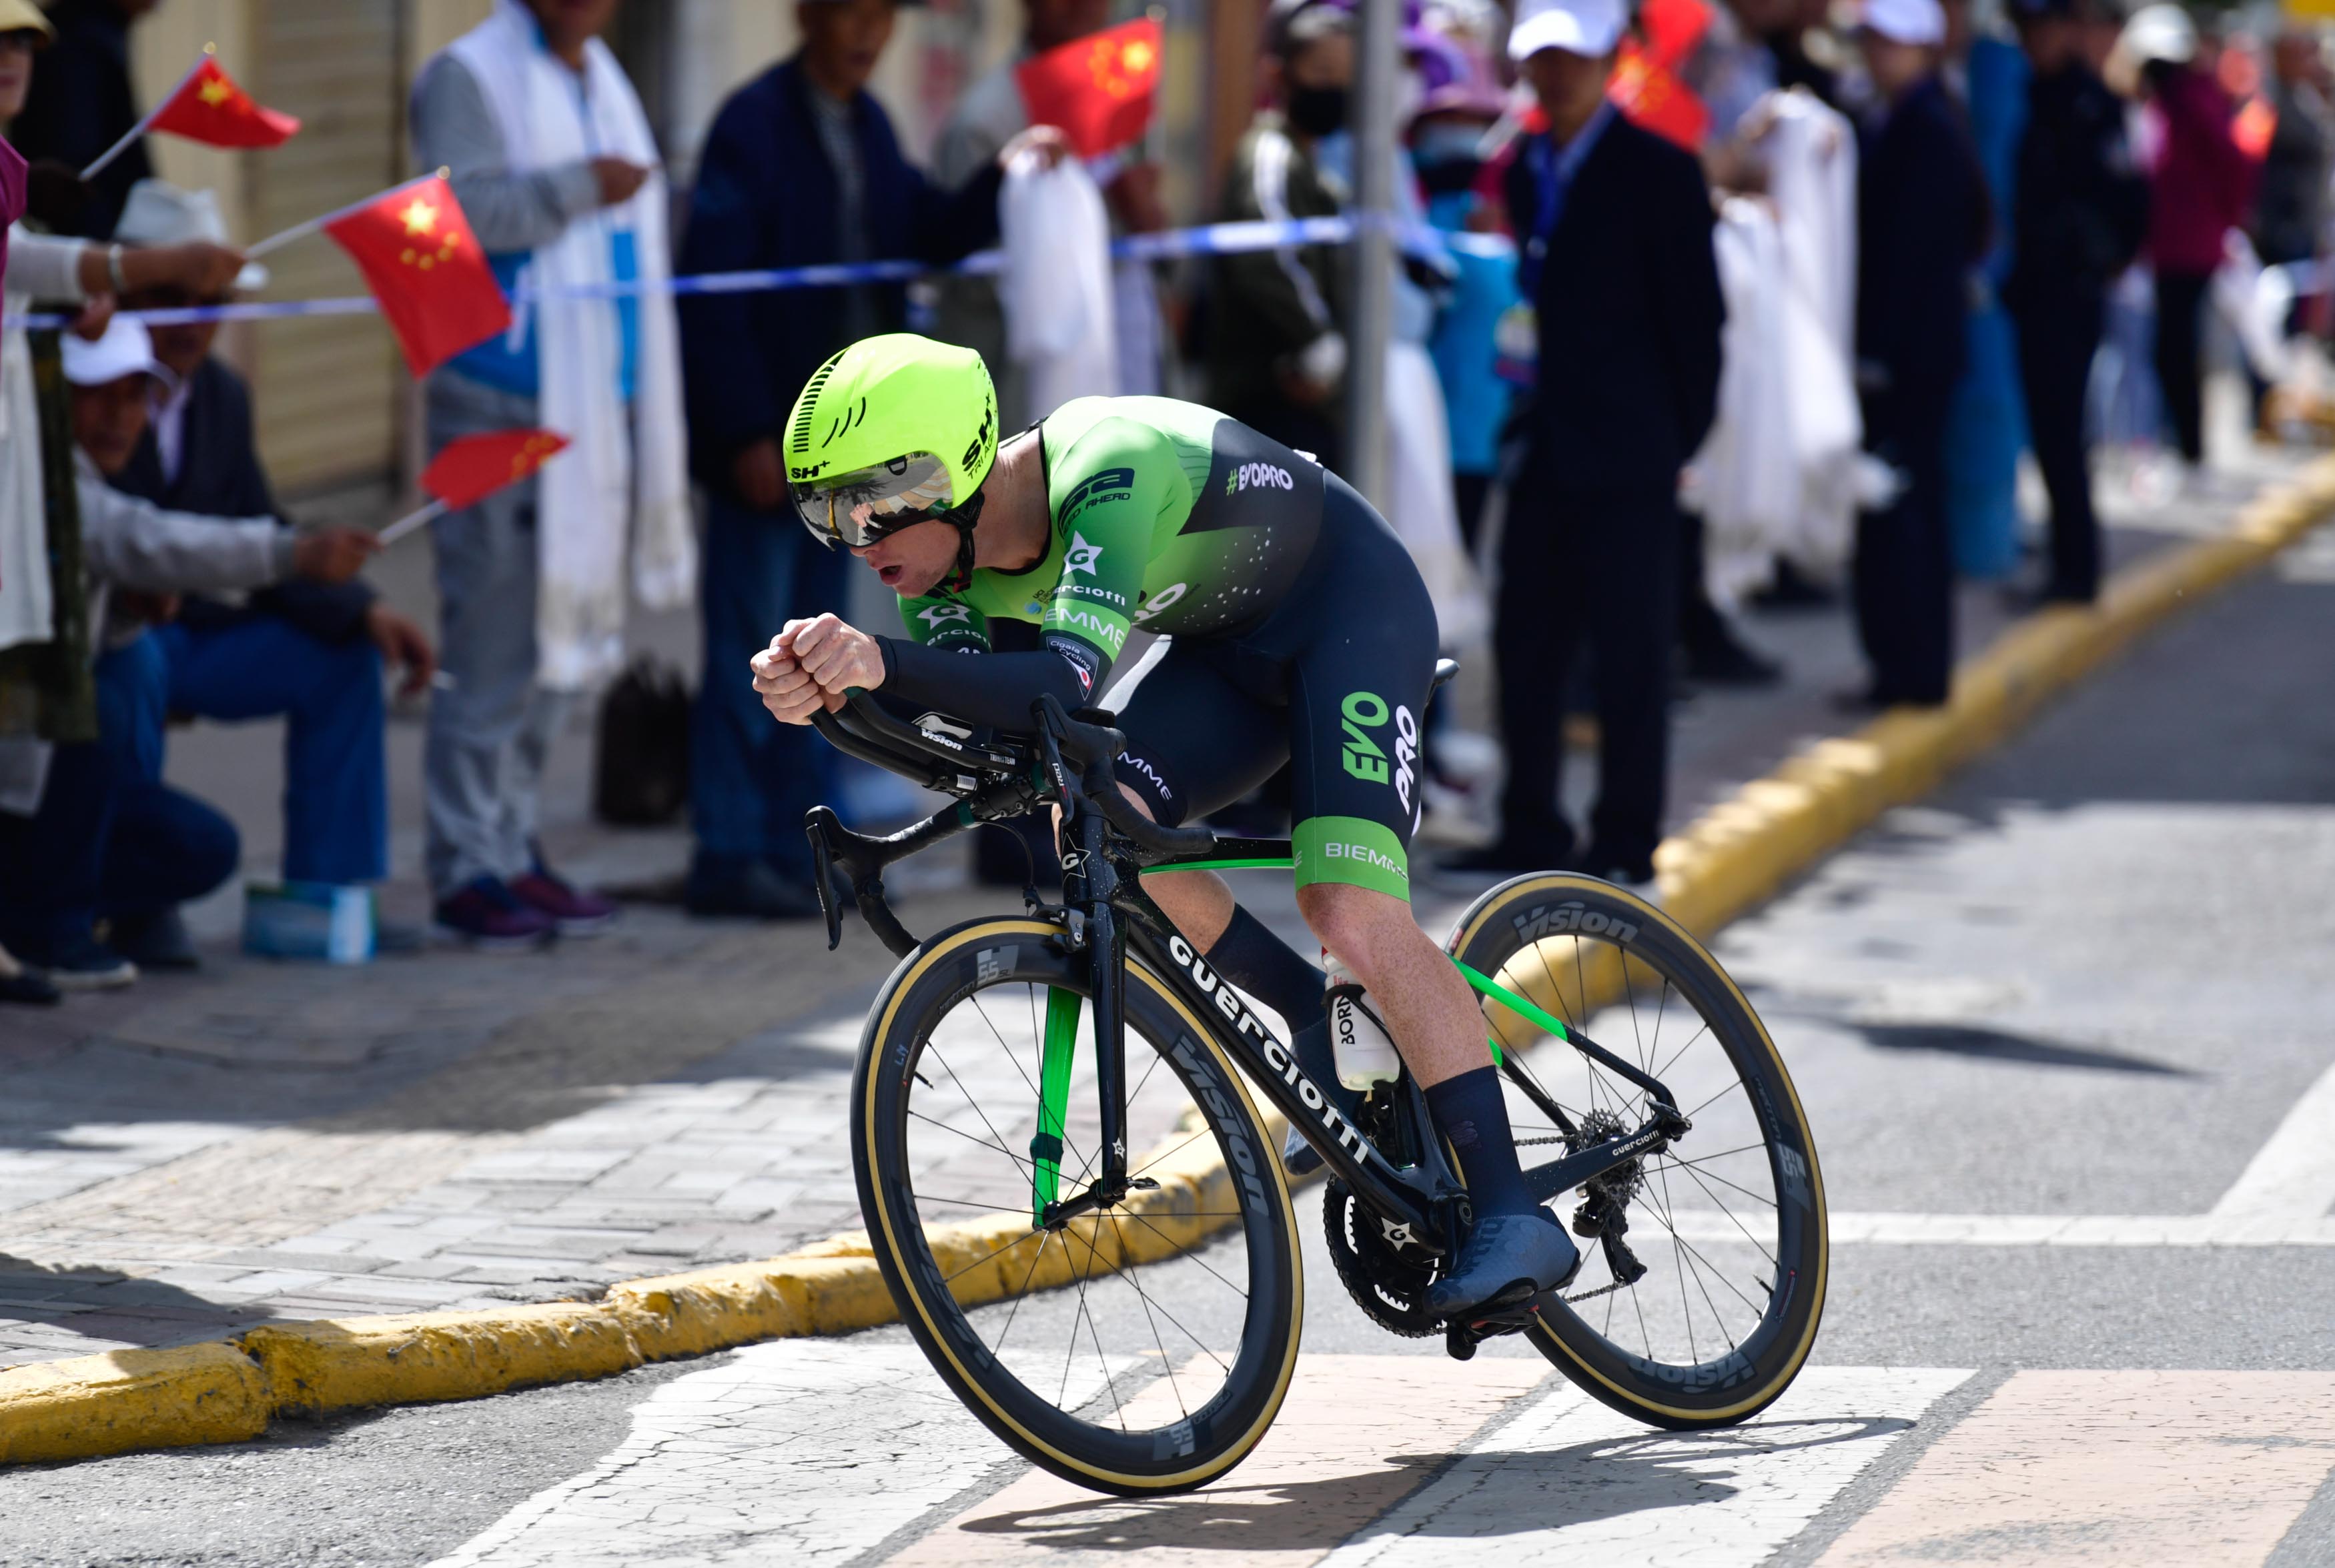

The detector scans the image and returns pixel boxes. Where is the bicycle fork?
[1032,762,1136,1231]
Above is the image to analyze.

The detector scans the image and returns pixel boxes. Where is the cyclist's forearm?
[877,637,1093,732]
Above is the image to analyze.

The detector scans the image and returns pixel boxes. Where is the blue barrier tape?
[15,213,1512,331]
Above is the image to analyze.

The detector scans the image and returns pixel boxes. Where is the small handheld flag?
[376,429,568,545]
[1608,43,1710,151]
[81,51,300,179]
[320,174,512,376]
[1015,18,1164,160]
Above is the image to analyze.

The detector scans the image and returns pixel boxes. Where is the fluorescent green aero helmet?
[785,334,999,568]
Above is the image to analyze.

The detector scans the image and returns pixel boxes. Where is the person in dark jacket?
[1204,0,1356,472]
[102,184,434,964]
[677,0,1056,918]
[2122,4,2253,472]
[1448,0,1726,884]
[7,0,154,237]
[2005,0,2147,603]
[1848,0,1989,708]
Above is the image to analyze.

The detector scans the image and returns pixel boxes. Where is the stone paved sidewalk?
[0,436,2305,1368]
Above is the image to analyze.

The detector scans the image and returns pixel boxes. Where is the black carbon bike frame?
[806,690,1691,1263]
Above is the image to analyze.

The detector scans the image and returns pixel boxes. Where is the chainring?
[1322,1180,1442,1338]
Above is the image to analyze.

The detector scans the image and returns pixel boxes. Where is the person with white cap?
[2120,3,2254,475]
[95,180,432,968]
[1845,0,1989,708]
[0,315,378,987]
[1446,0,1725,884]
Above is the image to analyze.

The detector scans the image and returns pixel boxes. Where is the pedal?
[1444,1325,1477,1361]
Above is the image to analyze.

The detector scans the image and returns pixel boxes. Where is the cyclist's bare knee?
[1296,882,1430,980]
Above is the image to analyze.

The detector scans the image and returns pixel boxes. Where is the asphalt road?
[4,544,2333,1567]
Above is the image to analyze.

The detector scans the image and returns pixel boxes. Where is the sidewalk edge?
[7,458,2330,1466]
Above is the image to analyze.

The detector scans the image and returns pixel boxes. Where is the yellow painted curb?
[6,456,2330,1467]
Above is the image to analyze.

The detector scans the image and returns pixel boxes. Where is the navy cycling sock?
[1424,1066,1538,1217]
[1203,906,1325,1031]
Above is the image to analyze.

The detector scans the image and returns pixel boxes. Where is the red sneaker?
[510,860,618,936]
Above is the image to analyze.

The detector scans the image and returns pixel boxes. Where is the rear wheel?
[1444,875,1828,1429]
[853,917,1303,1495]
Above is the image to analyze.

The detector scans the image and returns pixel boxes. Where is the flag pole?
[244,169,449,261]
[81,47,212,181]
[375,498,446,548]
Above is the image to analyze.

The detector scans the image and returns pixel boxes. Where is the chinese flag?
[422,429,569,510]
[323,175,512,376]
[145,57,300,150]
[1608,43,1710,151]
[1015,18,1163,159]
[1639,0,1713,68]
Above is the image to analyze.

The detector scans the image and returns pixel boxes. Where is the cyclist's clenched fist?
[751,614,886,725]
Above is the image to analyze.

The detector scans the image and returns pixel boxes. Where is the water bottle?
[1324,951,1402,1091]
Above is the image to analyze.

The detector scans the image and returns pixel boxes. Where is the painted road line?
[883,1354,1550,1566]
[1815,1371,2335,1567]
[1316,1366,1971,1568]
[424,1340,1102,1568]
[2212,1061,2335,1221]
[1662,1213,2335,1247]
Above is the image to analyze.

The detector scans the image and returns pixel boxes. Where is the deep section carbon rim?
[854,923,1300,1492]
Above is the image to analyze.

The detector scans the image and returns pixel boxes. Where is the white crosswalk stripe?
[1316,1367,1971,1568]
[425,1341,1099,1568]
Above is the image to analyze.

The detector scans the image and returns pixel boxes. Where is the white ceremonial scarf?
[446,0,692,692]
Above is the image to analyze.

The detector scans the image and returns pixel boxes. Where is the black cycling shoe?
[1279,1018,1354,1177]
[1424,1211,1582,1319]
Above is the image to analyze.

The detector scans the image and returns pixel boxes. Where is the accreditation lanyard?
[1498,104,1614,389]
[1516,102,1613,301]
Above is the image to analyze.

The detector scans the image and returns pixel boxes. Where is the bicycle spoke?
[1106,1213,1190,1421]
[1652,1154,1777,1209]
[907,1106,1038,1181]
[989,1228,1053,1359]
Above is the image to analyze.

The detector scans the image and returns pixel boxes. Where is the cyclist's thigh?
[1284,476,1438,901]
[1111,639,1288,828]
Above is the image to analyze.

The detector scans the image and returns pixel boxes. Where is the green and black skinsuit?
[876,394,1436,900]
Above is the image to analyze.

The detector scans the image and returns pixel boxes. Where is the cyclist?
[751,333,1578,1317]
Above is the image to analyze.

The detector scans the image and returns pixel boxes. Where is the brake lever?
[808,820,841,952]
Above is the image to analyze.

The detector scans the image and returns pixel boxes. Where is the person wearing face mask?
[1206,0,1357,474]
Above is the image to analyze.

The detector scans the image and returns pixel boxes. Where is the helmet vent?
[789,350,847,456]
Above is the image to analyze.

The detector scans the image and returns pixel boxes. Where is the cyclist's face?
[852,514,959,596]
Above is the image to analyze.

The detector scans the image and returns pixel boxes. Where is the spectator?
[2254,28,2331,281]
[8,0,155,237]
[1410,35,1512,550]
[1448,0,1725,882]
[676,0,1031,919]
[2005,0,2146,604]
[1206,0,1355,474]
[2123,4,2254,474]
[2250,26,2332,429]
[1939,0,2031,582]
[0,317,377,986]
[932,0,1170,430]
[97,179,430,966]
[412,0,689,948]
[1849,0,1989,709]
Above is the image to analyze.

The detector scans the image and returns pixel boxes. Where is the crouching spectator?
[99,180,431,964]
[0,318,379,986]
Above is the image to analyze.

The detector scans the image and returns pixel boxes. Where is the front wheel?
[852,916,1303,1495]
[1444,874,1829,1429]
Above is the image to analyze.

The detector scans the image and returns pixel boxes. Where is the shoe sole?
[432,923,557,953]
[45,969,138,992]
